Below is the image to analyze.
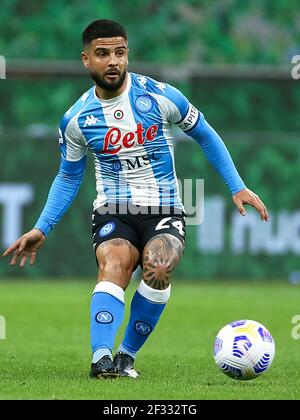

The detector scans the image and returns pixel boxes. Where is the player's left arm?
[163,86,268,221]
[187,112,268,221]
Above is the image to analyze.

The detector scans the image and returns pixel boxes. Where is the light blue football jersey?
[59,72,200,210]
[34,72,246,236]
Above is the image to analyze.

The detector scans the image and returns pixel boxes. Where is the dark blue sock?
[118,280,171,359]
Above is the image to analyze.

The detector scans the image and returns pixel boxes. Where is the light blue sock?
[90,281,125,363]
[118,280,171,359]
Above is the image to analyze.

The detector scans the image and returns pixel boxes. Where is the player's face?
[81,37,129,92]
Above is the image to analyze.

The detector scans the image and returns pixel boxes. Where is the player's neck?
[95,72,128,100]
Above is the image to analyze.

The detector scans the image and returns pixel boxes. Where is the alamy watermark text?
[291,55,300,80]
[0,55,6,79]
[0,315,6,339]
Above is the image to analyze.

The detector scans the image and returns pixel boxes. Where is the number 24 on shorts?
[155,217,185,236]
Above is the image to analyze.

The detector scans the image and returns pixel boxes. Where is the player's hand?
[2,229,46,267]
[232,188,269,221]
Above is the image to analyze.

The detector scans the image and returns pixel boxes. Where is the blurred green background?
[0,0,299,280]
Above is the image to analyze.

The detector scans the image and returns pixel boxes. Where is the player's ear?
[81,50,89,69]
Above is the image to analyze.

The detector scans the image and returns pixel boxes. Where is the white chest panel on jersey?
[60,73,200,210]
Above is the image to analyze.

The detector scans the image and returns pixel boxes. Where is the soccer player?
[3,20,268,379]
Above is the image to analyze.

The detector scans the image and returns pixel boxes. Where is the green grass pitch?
[0,279,299,400]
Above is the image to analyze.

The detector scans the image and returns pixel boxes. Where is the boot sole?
[96,371,119,379]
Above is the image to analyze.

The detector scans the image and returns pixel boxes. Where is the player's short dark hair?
[82,19,127,47]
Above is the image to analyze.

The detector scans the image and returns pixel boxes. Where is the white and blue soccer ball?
[213,319,275,380]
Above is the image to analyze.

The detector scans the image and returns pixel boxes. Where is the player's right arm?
[2,113,87,267]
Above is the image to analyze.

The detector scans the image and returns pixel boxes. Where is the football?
[213,319,275,380]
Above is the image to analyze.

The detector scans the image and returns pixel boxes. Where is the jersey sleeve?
[59,112,87,161]
[162,84,200,132]
[184,112,246,195]
[33,114,87,236]
[162,85,245,194]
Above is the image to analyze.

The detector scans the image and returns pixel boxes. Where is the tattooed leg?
[142,234,184,290]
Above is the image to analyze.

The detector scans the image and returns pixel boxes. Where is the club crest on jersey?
[135,95,154,113]
[103,122,158,154]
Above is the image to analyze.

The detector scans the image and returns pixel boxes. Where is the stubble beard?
[90,68,127,92]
